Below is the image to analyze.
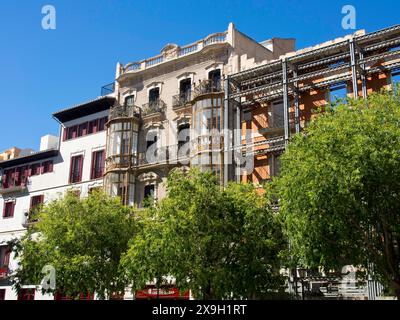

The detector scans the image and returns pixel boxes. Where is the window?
[125,95,135,107]
[30,163,41,176]
[91,150,105,180]
[78,122,88,137]
[3,201,15,218]
[149,87,160,103]
[67,125,78,140]
[144,184,155,199]
[178,123,190,151]
[179,79,192,102]
[0,246,11,268]
[329,84,348,104]
[208,69,221,91]
[30,195,44,210]
[69,155,83,183]
[42,160,53,174]
[18,289,35,300]
[0,289,5,300]
[98,117,107,131]
[88,119,99,134]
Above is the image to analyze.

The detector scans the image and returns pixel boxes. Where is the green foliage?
[10,190,135,299]
[277,90,400,298]
[121,168,286,299]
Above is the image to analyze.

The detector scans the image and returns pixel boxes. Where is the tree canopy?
[121,168,286,299]
[277,91,400,298]
[10,190,135,299]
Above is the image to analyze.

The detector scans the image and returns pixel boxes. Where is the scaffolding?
[225,24,400,167]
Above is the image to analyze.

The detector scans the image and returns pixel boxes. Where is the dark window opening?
[179,79,192,102]
[178,123,190,150]
[144,185,155,199]
[208,69,221,90]
[125,95,135,107]
[42,160,53,174]
[149,87,160,103]
[69,155,83,183]
[91,150,105,180]
[78,122,88,137]
[88,119,99,134]
[3,201,15,218]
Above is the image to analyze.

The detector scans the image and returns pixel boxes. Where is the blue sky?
[0,0,399,151]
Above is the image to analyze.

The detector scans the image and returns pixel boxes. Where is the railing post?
[349,38,359,100]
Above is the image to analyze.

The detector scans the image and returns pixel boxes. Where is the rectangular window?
[67,125,78,140]
[91,150,105,180]
[69,155,83,183]
[18,289,35,300]
[88,119,99,134]
[42,160,53,174]
[98,117,107,131]
[3,201,15,218]
[30,195,44,210]
[30,163,41,176]
[329,84,348,104]
[1,246,11,267]
[144,185,155,199]
[78,122,88,137]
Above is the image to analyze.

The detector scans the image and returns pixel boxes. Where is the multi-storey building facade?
[1,23,399,300]
[0,23,294,300]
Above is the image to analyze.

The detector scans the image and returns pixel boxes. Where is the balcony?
[0,178,28,195]
[142,99,166,119]
[108,104,141,121]
[193,79,223,99]
[120,31,228,76]
[22,210,39,228]
[172,91,192,110]
[137,145,189,167]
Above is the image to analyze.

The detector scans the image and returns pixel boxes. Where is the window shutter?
[11,202,15,217]
[1,174,6,188]
[78,156,83,181]
[63,127,68,141]
[3,250,10,267]
[48,161,53,172]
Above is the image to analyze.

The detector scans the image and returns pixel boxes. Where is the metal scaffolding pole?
[223,76,230,186]
[359,49,368,99]
[282,58,290,143]
[293,65,300,134]
[349,39,359,99]
[235,103,241,183]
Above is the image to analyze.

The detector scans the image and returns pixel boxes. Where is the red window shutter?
[90,152,95,180]
[3,250,10,266]
[1,174,6,188]
[78,156,83,181]
[11,202,15,217]
[63,127,68,141]
[69,158,74,183]
[48,161,53,172]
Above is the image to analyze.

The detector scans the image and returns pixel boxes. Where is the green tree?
[277,91,400,298]
[10,190,135,299]
[121,168,286,299]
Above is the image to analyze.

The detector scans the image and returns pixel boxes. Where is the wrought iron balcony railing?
[142,99,166,117]
[109,104,141,121]
[172,91,192,109]
[193,79,223,99]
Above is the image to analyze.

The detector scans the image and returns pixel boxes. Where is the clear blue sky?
[0,0,399,151]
